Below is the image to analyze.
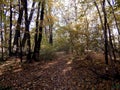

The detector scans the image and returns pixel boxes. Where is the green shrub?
[55,43,70,53]
[40,45,56,60]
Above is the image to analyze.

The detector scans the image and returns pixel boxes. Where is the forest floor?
[0,52,120,90]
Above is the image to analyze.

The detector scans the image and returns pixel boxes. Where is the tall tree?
[107,0,120,43]
[0,4,4,61]
[33,1,45,61]
[22,0,31,61]
[49,24,53,45]
[33,2,40,60]
[9,0,12,56]
[107,23,116,62]
[13,0,24,55]
[102,0,109,64]
[22,0,36,61]
[22,1,36,47]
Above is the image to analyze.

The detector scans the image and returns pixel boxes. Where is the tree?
[33,2,41,60]
[0,4,4,61]
[9,0,12,56]
[13,0,24,56]
[33,1,45,61]
[22,0,31,61]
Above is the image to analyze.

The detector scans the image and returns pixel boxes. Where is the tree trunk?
[22,1,36,47]
[9,0,12,56]
[107,0,120,45]
[49,25,53,45]
[28,2,36,25]
[0,6,4,61]
[22,0,36,61]
[33,2,41,60]
[34,1,45,61]
[102,0,109,64]
[107,23,116,62]
[94,1,109,64]
[94,1,104,31]
[13,0,24,56]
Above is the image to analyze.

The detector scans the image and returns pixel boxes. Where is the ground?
[0,53,120,90]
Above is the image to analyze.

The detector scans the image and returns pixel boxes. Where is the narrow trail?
[0,54,119,90]
[0,54,79,90]
[32,55,75,90]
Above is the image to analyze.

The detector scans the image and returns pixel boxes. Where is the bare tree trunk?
[22,1,36,47]
[0,6,4,61]
[94,1,104,31]
[33,2,41,60]
[107,0,120,46]
[102,0,109,64]
[24,0,31,61]
[13,0,24,56]
[28,2,36,25]
[19,37,22,62]
[3,7,7,55]
[49,25,53,45]
[44,27,49,42]
[107,23,116,62]
[9,0,12,56]
[34,1,45,61]
[94,0,109,64]
[21,0,36,62]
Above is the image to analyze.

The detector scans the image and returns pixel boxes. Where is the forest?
[0,0,120,89]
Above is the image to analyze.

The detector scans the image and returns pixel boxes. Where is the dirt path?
[32,55,75,90]
[0,55,77,90]
[0,54,120,90]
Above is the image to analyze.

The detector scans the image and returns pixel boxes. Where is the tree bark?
[22,0,36,61]
[94,0,109,64]
[107,23,116,62]
[9,0,12,56]
[33,2,41,60]
[28,2,36,25]
[33,1,45,61]
[22,1,36,47]
[107,0,120,44]
[0,6,4,61]
[102,0,109,64]
[13,0,24,55]
[49,25,53,45]
[94,1,104,31]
